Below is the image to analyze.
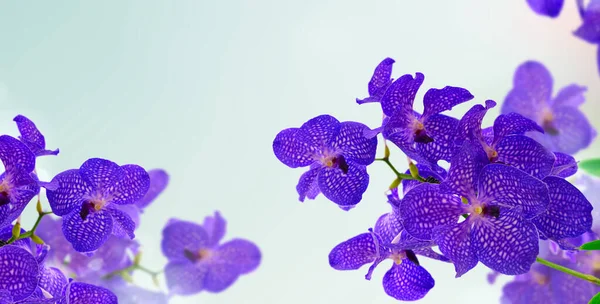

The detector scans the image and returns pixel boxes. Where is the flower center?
[79,199,107,221]
[484,146,498,162]
[320,154,349,174]
[541,108,559,135]
[469,203,500,219]
[183,248,213,263]
[531,271,549,285]
[411,119,433,144]
[0,181,11,207]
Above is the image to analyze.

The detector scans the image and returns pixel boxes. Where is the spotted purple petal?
[374,212,403,244]
[214,239,261,275]
[382,262,435,301]
[492,113,543,144]
[317,162,369,207]
[300,115,340,145]
[107,206,135,239]
[421,86,473,119]
[541,106,595,154]
[39,267,67,298]
[62,209,113,253]
[533,176,592,240]
[526,0,564,17]
[13,115,59,157]
[58,282,117,304]
[203,262,239,293]
[478,164,550,218]
[330,122,377,165]
[272,128,317,168]
[0,245,39,301]
[402,164,446,195]
[496,135,555,179]
[165,261,208,295]
[550,152,577,178]
[574,0,600,43]
[416,114,459,162]
[78,158,125,193]
[400,183,464,240]
[473,208,539,275]
[433,221,477,277]
[161,220,209,261]
[380,73,425,117]
[413,247,451,262]
[203,211,226,247]
[513,61,553,104]
[551,84,587,108]
[356,57,395,104]
[110,164,150,205]
[135,169,169,210]
[0,135,35,173]
[328,233,380,270]
[296,166,320,202]
[442,141,487,199]
[0,182,38,228]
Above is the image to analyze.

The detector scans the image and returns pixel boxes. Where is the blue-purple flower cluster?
[273,58,597,301]
[0,115,261,303]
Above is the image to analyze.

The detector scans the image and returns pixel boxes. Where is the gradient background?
[0,1,598,303]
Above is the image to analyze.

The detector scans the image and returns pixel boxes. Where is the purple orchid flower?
[13,115,59,157]
[356,58,396,104]
[328,228,435,301]
[458,100,555,179]
[162,211,261,296]
[400,141,549,277]
[70,235,139,281]
[44,158,150,253]
[550,152,577,178]
[273,115,377,208]
[0,135,40,229]
[57,280,117,304]
[502,61,596,154]
[526,0,565,18]
[0,245,40,302]
[501,258,599,304]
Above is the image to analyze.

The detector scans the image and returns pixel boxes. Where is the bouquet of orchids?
[0,115,261,303]
[273,56,600,303]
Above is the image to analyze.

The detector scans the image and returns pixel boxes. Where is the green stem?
[6,211,52,244]
[376,158,425,182]
[536,257,600,285]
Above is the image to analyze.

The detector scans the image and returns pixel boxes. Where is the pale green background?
[0,1,598,303]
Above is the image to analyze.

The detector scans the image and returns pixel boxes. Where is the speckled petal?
[382,262,435,301]
[473,208,539,275]
[110,165,150,205]
[296,166,321,202]
[62,209,113,253]
[442,141,487,199]
[374,212,403,244]
[416,114,459,162]
[544,106,595,155]
[300,115,340,145]
[46,170,93,217]
[204,262,239,293]
[161,219,209,261]
[215,239,261,275]
[400,183,464,240]
[0,290,10,304]
[533,176,592,240]
[135,169,169,209]
[550,152,577,178]
[13,115,59,157]
[478,164,550,218]
[551,84,587,108]
[79,159,126,194]
[456,100,496,143]
[380,73,424,117]
[526,0,564,17]
[512,61,553,104]
[165,261,208,295]
[492,113,543,144]
[422,86,473,119]
[413,247,451,262]
[433,221,477,277]
[107,206,135,239]
[203,211,226,247]
[0,135,35,173]
[0,183,38,228]
[0,245,39,301]
[58,282,117,304]
[317,162,369,207]
[272,128,317,168]
[39,267,67,298]
[574,0,600,43]
[496,135,555,179]
[328,233,380,270]
[330,122,377,165]
[356,57,395,104]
